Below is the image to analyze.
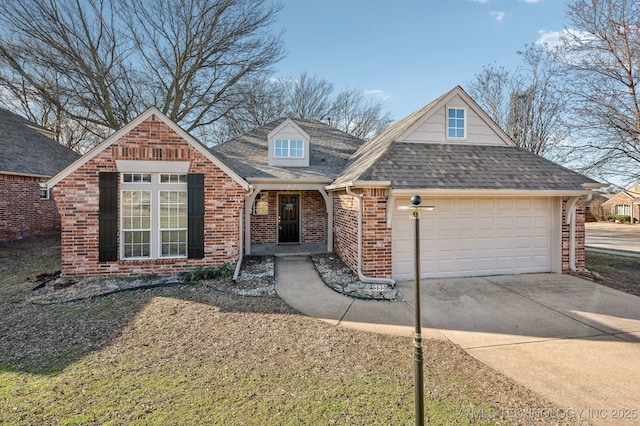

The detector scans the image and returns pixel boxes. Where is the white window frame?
[121,190,152,259]
[274,139,304,158]
[614,204,631,216]
[120,173,188,260]
[447,107,466,139]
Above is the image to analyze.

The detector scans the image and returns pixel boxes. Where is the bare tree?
[469,45,567,160]
[330,88,394,140]
[0,0,284,149]
[555,0,640,183]
[214,72,394,143]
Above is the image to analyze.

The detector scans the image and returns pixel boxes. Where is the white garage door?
[392,197,552,280]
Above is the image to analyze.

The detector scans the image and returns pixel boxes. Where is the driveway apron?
[401,273,640,424]
[276,257,640,425]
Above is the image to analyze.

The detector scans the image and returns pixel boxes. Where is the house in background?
[584,192,613,222]
[602,183,640,223]
[45,86,604,281]
[0,108,79,241]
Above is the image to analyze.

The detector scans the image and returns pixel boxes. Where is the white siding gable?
[398,91,513,146]
[268,119,311,167]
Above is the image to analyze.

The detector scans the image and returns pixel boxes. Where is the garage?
[392,196,560,280]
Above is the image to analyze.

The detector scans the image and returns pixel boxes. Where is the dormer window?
[268,119,310,167]
[274,139,304,158]
[447,108,466,139]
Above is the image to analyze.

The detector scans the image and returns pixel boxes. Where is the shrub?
[180,263,233,281]
[602,214,631,223]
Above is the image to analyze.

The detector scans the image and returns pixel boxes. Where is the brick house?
[45,87,604,281]
[0,108,79,241]
[602,183,640,223]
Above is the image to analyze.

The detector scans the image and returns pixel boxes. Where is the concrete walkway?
[275,256,640,425]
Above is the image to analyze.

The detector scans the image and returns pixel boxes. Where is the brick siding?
[562,197,586,274]
[333,190,358,274]
[301,191,327,244]
[0,173,61,241]
[602,192,640,220]
[250,190,326,245]
[333,188,392,279]
[52,114,244,278]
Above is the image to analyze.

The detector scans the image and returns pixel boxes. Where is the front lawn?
[0,236,576,425]
[585,251,640,297]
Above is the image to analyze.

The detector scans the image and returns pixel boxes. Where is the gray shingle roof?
[212,118,363,181]
[333,86,600,192]
[365,143,600,190]
[0,108,80,177]
[332,90,449,187]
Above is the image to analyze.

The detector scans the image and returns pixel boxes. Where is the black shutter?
[188,173,205,259]
[99,172,118,262]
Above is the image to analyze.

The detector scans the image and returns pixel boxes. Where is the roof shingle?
[212,118,363,181]
[367,143,600,190]
[0,108,79,177]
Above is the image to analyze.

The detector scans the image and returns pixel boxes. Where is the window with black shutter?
[187,173,205,259]
[99,172,118,261]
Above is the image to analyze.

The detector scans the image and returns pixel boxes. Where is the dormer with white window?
[268,119,310,167]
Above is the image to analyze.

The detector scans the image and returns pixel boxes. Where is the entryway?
[278,194,299,243]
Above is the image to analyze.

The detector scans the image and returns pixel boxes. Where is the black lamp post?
[398,195,435,426]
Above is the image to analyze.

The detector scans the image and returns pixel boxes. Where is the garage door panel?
[393,196,552,279]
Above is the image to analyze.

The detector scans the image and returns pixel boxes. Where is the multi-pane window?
[447,108,465,139]
[160,191,187,256]
[274,139,304,158]
[160,173,187,183]
[122,191,151,258]
[123,173,151,183]
[121,173,187,259]
[615,204,631,216]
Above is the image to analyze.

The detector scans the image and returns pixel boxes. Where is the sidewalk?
[274,255,445,339]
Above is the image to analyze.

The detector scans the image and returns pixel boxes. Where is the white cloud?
[364,89,390,100]
[536,28,593,50]
[491,11,505,23]
[469,0,490,3]
[519,0,542,3]
[536,30,563,48]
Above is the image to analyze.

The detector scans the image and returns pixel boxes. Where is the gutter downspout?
[234,185,255,282]
[566,193,592,273]
[345,186,396,286]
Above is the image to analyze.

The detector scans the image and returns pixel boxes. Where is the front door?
[278,194,299,243]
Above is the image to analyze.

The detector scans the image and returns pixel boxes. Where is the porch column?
[244,188,261,255]
[318,188,332,252]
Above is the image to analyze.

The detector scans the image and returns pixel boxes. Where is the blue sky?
[272,0,568,120]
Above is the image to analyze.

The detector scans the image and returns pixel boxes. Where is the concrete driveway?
[399,274,640,424]
[586,222,640,253]
[277,258,640,425]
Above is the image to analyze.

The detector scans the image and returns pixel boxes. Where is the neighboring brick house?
[0,108,79,241]
[602,183,640,223]
[46,87,604,281]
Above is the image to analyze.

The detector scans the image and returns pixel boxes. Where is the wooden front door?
[278,194,299,243]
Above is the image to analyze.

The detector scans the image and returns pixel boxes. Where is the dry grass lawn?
[0,236,587,425]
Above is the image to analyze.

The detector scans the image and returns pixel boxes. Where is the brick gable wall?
[0,173,61,241]
[52,115,244,277]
